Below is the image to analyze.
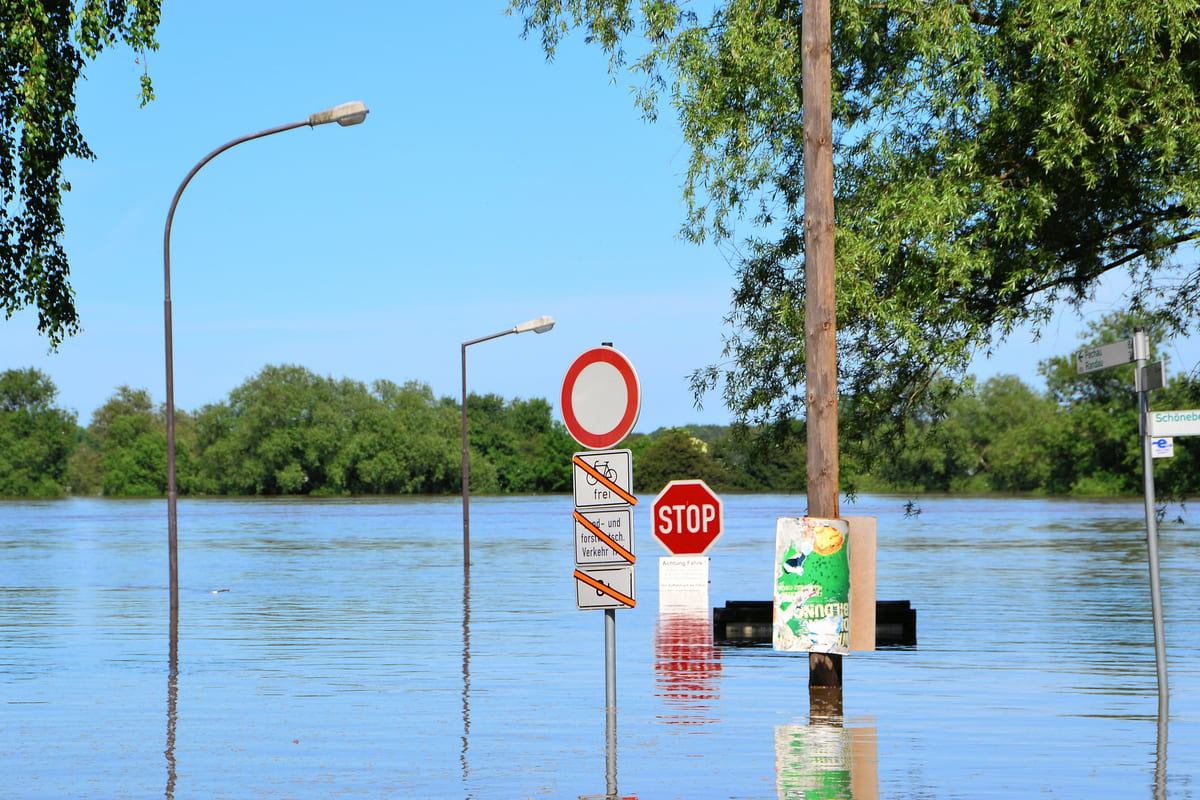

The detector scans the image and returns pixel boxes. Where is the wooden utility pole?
[802,0,842,688]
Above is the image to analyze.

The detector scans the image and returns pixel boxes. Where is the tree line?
[3,316,1197,500]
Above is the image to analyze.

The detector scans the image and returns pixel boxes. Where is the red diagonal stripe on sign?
[574,569,636,608]
[573,510,636,564]
[572,455,637,505]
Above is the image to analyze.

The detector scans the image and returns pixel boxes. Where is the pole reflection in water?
[462,564,472,794]
[165,606,179,800]
[775,698,878,800]
[1155,702,1167,800]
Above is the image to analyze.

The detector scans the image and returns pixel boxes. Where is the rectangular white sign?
[1076,339,1134,374]
[658,555,710,594]
[575,565,635,610]
[574,508,634,565]
[1148,409,1200,437]
[1151,437,1175,458]
[572,449,633,508]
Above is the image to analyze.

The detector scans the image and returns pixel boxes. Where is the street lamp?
[461,315,555,565]
[163,101,369,613]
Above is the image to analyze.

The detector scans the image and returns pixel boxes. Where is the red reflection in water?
[653,611,722,724]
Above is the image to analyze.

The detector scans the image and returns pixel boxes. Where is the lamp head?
[515,315,556,335]
[308,101,370,128]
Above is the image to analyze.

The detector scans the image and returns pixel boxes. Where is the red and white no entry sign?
[560,346,641,450]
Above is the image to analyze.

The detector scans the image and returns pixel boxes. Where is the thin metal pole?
[461,342,471,567]
[1134,328,1168,712]
[604,607,617,797]
[460,326,530,567]
[604,607,617,709]
[164,119,308,613]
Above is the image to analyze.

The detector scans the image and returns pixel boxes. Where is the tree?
[465,393,573,492]
[343,379,460,494]
[195,365,361,495]
[1153,369,1200,502]
[0,367,76,495]
[79,385,168,496]
[509,0,1200,437]
[2,1,160,344]
[1040,311,1196,496]
[633,427,747,494]
[972,375,1060,493]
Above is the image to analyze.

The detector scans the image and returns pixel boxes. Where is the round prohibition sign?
[560,346,641,450]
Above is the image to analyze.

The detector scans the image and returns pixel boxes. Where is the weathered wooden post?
[803,0,841,688]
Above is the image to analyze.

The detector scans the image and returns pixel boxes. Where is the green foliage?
[12,319,1198,499]
[631,427,747,495]
[75,385,167,496]
[466,393,573,493]
[0,367,75,495]
[844,313,1200,499]
[1,1,160,344]
[1039,313,1159,494]
[510,0,1200,440]
[1153,370,1200,500]
[193,366,456,496]
[186,366,570,497]
[711,420,807,492]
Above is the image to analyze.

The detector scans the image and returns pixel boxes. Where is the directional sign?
[1148,409,1200,437]
[574,508,635,565]
[1140,361,1165,392]
[651,479,724,555]
[1076,339,1134,374]
[572,449,636,508]
[561,346,641,450]
[575,565,636,609]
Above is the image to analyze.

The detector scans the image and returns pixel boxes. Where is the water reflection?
[653,610,722,725]
[1156,704,1167,800]
[462,564,471,795]
[775,705,878,800]
[654,565,721,729]
[165,606,178,800]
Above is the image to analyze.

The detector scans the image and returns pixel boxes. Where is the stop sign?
[651,479,724,555]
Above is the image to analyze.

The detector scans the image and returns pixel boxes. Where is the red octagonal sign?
[651,479,724,555]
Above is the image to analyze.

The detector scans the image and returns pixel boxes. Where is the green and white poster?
[774,517,850,653]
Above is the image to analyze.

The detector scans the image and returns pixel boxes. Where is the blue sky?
[4,2,1195,432]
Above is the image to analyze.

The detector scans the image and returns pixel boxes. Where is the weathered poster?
[774,517,850,653]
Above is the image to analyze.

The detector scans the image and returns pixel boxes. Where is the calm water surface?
[2,494,1197,799]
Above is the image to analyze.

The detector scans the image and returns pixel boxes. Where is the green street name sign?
[1148,409,1200,438]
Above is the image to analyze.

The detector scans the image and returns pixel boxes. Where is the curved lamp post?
[164,101,369,612]
[461,315,555,565]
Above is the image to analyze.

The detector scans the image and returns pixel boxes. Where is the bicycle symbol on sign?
[584,460,619,485]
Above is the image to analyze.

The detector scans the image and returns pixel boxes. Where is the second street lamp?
[163,101,369,614]
[461,315,555,566]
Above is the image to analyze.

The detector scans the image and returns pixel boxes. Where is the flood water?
[2,493,1198,799]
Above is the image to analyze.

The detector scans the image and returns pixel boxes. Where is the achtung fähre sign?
[1076,339,1134,374]
[1148,409,1200,437]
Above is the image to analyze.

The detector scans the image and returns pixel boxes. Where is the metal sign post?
[1133,328,1168,715]
[1077,328,1168,712]
[562,346,642,800]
